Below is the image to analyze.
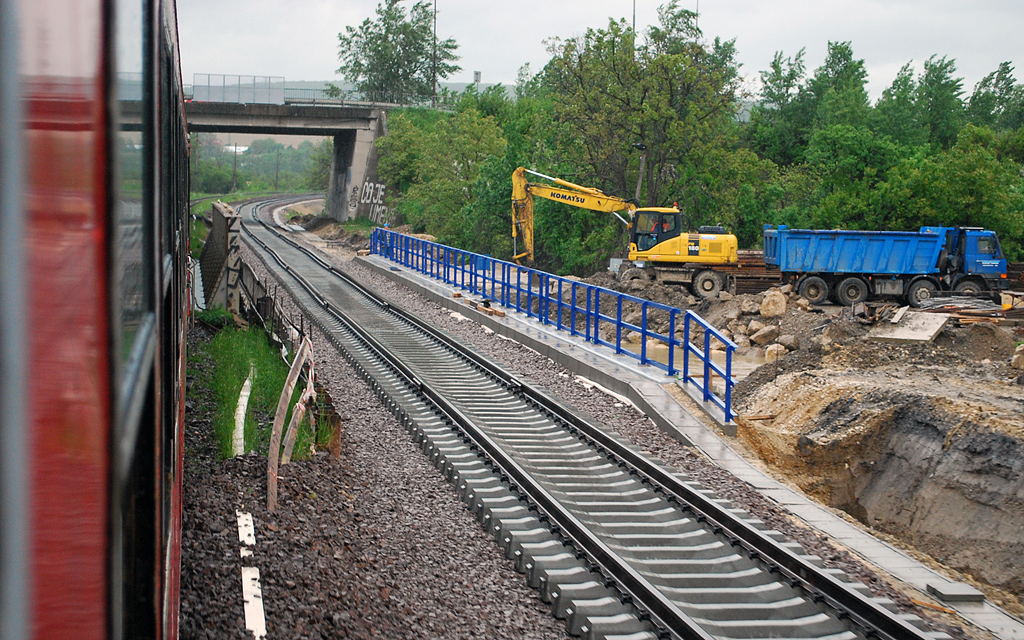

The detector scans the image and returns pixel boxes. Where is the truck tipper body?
[762,225,1008,307]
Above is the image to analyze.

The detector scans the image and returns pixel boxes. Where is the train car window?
[114,0,151,373]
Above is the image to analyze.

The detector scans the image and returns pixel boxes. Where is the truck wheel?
[954,280,983,294]
[836,277,868,306]
[619,267,649,284]
[692,271,723,298]
[907,279,937,308]
[797,276,829,305]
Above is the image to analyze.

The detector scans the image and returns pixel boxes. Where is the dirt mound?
[295,214,333,232]
[944,322,1018,361]
[296,217,372,249]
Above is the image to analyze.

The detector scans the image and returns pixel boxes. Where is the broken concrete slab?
[867,311,949,344]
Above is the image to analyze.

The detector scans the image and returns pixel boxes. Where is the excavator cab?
[633,210,681,252]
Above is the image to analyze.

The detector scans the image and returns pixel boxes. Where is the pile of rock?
[717,286,804,362]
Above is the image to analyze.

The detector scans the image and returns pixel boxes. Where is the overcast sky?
[177,0,1022,100]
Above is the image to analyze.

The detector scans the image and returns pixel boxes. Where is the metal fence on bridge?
[184,74,458,109]
[371,228,738,421]
[191,74,285,104]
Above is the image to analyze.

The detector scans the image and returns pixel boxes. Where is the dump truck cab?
[931,226,1009,292]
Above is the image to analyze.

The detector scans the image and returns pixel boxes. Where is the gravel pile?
[178,229,974,639]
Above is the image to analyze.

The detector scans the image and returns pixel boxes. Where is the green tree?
[804,124,900,228]
[968,62,1024,132]
[303,138,334,191]
[746,42,870,166]
[336,0,460,97]
[808,41,870,128]
[916,55,965,149]
[746,49,811,166]
[872,62,927,147]
[246,138,285,155]
[545,2,742,210]
[377,108,506,242]
[878,125,1024,257]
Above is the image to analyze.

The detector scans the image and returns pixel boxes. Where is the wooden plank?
[267,338,311,511]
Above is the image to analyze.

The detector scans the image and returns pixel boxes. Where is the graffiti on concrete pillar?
[360,180,393,225]
[348,185,360,212]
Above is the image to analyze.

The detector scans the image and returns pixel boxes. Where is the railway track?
[239,200,946,640]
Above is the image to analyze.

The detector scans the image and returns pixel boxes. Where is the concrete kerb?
[354,254,727,450]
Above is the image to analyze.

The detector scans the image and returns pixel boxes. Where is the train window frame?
[112,0,155,438]
[0,0,30,635]
[109,0,161,638]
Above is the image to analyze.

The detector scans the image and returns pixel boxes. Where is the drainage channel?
[239,201,945,640]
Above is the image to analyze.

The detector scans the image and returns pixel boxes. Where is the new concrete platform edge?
[353,253,1024,640]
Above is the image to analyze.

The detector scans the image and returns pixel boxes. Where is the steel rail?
[240,205,711,638]
[239,202,934,640]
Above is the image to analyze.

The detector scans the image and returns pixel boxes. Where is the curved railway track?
[240,200,946,640]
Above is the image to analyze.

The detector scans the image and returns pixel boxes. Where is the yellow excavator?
[511,166,739,297]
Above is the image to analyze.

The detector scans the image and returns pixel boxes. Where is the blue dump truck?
[763,225,1009,307]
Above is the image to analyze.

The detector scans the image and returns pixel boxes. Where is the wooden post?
[281,364,316,465]
[328,414,342,458]
[267,338,312,511]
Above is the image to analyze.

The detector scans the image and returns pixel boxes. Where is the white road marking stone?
[236,510,266,638]
[241,567,268,640]
[233,368,255,456]
[236,510,256,546]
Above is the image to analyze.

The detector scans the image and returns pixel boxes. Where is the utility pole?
[632,143,647,205]
[632,0,636,32]
[274,149,281,191]
[191,133,198,193]
[432,0,437,108]
[230,134,238,192]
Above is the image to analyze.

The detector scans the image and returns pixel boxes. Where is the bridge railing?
[282,88,459,109]
[191,74,285,104]
[370,228,737,421]
[180,75,458,110]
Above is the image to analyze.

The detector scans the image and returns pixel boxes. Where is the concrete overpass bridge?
[181,101,388,222]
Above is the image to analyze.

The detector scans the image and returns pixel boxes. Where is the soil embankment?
[733,321,1024,610]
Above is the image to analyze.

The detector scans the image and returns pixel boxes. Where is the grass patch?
[194,326,317,460]
[196,307,234,329]
[342,217,378,233]
[190,216,210,258]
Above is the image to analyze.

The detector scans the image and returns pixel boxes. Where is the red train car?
[0,0,190,638]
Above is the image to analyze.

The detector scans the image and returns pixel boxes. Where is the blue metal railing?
[371,229,737,421]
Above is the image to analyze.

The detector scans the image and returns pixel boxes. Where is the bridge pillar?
[199,201,241,314]
[326,131,355,222]
[325,109,390,224]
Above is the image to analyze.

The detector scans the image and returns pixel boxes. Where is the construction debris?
[916,293,1024,326]
[867,311,950,343]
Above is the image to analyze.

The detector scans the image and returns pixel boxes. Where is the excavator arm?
[511,167,635,264]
